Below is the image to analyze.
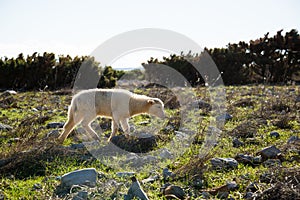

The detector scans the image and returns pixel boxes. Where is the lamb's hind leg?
[81,117,100,141]
[57,108,82,143]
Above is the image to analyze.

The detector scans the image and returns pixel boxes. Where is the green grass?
[0,86,299,199]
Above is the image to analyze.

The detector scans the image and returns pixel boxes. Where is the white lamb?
[57,88,165,143]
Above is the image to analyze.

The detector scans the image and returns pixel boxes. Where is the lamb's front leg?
[120,118,130,138]
[108,119,119,141]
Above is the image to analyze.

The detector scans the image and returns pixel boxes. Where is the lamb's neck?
[129,96,150,116]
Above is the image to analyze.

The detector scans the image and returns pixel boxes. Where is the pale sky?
[0,0,299,68]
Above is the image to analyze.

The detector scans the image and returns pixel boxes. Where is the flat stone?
[46,122,64,129]
[46,129,60,138]
[61,168,97,188]
[5,90,17,95]
[211,158,238,170]
[287,136,300,144]
[163,185,186,200]
[235,154,262,166]
[257,145,281,160]
[70,143,85,150]
[116,171,135,178]
[142,175,159,184]
[263,159,281,167]
[159,148,173,159]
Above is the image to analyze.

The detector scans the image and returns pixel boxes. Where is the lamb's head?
[147,98,165,119]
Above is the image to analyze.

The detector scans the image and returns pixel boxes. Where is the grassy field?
[0,85,299,199]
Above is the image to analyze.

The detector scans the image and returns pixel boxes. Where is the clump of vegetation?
[0,53,124,90]
[143,29,300,86]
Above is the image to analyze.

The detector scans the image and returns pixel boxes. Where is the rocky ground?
[0,85,299,199]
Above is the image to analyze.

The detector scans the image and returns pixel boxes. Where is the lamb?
[57,88,165,143]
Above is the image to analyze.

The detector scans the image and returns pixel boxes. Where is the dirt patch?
[229,121,258,138]
[256,167,300,200]
[110,134,158,153]
[271,103,291,113]
[233,98,255,107]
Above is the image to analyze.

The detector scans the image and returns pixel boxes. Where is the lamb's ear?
[147,99,155,105]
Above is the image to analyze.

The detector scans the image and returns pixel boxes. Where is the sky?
[0,0,299,69]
